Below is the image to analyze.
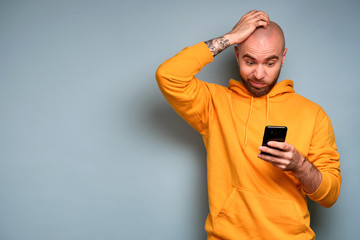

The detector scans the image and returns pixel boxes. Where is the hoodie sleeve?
[156,42,214,134]
[306,107,342,208]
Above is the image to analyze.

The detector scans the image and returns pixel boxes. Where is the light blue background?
[1,0,359,239]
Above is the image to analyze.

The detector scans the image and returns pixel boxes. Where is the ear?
[281,48,288,65]
[234,45,239,63]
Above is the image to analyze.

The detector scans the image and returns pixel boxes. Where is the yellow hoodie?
[156,42,341,240]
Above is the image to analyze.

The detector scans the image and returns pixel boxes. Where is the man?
[156,10,341,240]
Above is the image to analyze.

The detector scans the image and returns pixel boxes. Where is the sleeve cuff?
[189,42,214,68]
[306,171,330,200]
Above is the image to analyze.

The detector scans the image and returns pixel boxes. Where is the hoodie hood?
[228,79,295,149]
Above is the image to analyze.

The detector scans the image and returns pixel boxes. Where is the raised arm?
[204,10,270,57]
[156,10,271,134]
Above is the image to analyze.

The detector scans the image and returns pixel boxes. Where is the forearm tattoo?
[204,36,231,57]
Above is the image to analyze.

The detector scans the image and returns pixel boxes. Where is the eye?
[267,62,275,67]
[246,60,255,66]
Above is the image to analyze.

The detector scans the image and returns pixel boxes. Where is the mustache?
[248,77,266,84]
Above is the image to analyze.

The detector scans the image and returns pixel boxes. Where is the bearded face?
[234,24,287,97]
[240,66,281,97]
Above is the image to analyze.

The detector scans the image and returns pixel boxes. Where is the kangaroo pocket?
[213,186,306,240]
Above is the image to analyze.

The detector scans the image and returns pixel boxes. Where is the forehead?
[239,34,283,59]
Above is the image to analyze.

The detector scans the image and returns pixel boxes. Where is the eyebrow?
[265,55,279,61]
[242,54,256,60]
[242,54,279,61]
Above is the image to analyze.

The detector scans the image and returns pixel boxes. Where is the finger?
[233,10,257,29]
[243,15,269,29]
[258,154,289,170]
[250,11,270,22]
[267,141,287,150]
[256,20,269,28]
[258,153,285,165]
[272,163,287,170]
[258,151,282,161]
[238,11,269,30]
[257,11,270,22]
[270,142,295,154]
[259,146,285,158]
[243,10,268,22]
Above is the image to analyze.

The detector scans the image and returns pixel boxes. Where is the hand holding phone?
[261,126,287,155]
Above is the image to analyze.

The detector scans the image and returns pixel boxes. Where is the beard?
[240,70,281,97]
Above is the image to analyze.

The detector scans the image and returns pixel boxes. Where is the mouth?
[250,80,266,89]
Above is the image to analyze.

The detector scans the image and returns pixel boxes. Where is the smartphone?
[261,126,287,155]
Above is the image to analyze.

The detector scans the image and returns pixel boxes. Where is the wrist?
[292,155,322,194]
[293,155,307,176]
[223,33,235,46]
[204,36,231,57]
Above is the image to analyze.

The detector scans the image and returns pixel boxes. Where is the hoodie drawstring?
[266,94,270,125]
[242,96,253,149]
[242,95,270,149]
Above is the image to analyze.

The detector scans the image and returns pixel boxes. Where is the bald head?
[239,21,285,51]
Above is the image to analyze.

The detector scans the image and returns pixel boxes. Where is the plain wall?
[1,0,359,239]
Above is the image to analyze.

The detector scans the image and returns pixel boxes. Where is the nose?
[254,64,265,80]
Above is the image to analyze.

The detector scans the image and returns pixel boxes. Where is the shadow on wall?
[148,101,205,152]
[307,197,324,236]
[140,89,209,239]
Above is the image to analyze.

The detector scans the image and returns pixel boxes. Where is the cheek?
[239,64,253,78]
[268,67,281,78]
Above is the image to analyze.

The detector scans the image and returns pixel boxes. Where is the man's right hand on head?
[224,10,270,45]
[204,10,270,57]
